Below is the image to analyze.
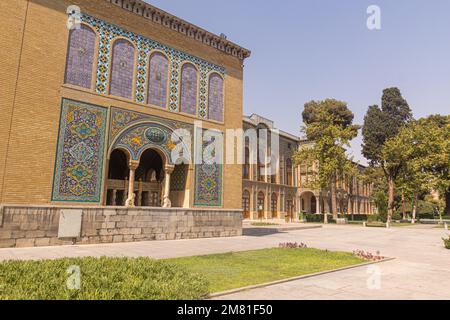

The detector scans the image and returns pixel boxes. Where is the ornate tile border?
[194,129,223,207]
[108,107,194,164]
[52,99,108,203]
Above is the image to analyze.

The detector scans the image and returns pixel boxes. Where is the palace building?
[1,0,249,209]
[242,114,375,221]
[0,0,251,247]
[0,0,373,248]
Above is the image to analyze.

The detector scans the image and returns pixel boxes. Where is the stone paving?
[0,224,448,300]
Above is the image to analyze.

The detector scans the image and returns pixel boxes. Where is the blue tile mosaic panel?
[194,130,223,207]
[52,99,107,202]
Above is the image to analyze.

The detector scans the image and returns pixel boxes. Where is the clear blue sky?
[146,0,450,164]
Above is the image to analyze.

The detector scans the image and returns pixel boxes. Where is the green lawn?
[0,248,365,299]
[0,257,208,300]
[165,248,364,293]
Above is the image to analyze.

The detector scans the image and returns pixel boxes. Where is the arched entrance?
[106,149,129,206]
[300,191,318,214]
[106,148,166,207]
[135,149,164,207]
[106,119,194,208]
[106,146,183,208]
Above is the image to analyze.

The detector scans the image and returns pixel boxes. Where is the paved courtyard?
[0,224,449,300]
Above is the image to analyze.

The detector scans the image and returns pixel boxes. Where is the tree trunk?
[445,189,450,216]
[387,177,395,223]
[330,177,338,221]
[401,191,406,221]
[411,192,418,224]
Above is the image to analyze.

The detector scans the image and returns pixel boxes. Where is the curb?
[208,257,395,299]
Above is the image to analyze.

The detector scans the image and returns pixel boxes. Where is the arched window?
[286,158,293,186]
[65,25,96,89]
[148,52,169,108]
[242,190,250,219]
[208,73,224,122]
[271,193,278,217]
[243,147,250,179]
[180,63,198,115]
[257,192,265,219]
[109,39,135,99]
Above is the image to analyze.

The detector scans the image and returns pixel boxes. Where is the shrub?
[279,242,308,249]
[305,214,334,223]
[353,250,385,261]
[348,214,368,221]
[0,257,209,300]
[251,222,280,227]
[443,236,450,250]
[367,214,381,223]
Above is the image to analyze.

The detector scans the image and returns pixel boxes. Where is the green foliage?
[362,88,413,165]
[362,88,413,222]
[250,222,280,227]
[387,115,450,217]
[294,99,360,219]
[442,236,450,250]
[305,214,335,223]
[0,257,208,300]
[348,214,369,221]
[395,200,437,216]
[367,214,382,223]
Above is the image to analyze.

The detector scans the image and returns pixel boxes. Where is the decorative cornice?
[105,0,251,60]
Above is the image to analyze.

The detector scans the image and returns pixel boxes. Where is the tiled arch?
[147,51,169,108]
[179,63,198,115]
[208,73,224,122]
[64,24,97,89]
[109,38,136,99]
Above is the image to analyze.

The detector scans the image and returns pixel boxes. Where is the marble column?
[163,164,175,208]
[125,160,139,207]
[316,195,321,214]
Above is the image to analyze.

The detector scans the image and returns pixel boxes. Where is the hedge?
[305,214,335,223]
[0,257,209,300]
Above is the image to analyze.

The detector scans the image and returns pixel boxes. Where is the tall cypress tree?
[362,88,413,222]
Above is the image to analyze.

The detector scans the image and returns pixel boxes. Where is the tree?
[383,115,450,222]
[361,166,388,218]
[362,88,413,223]
[294,99,360,222]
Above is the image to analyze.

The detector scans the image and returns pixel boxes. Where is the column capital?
[165,164,175,174]
[128,160,140,170]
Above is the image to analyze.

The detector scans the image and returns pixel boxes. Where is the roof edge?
[105,0,251,60]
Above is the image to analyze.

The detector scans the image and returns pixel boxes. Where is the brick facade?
[0,0,246,210]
